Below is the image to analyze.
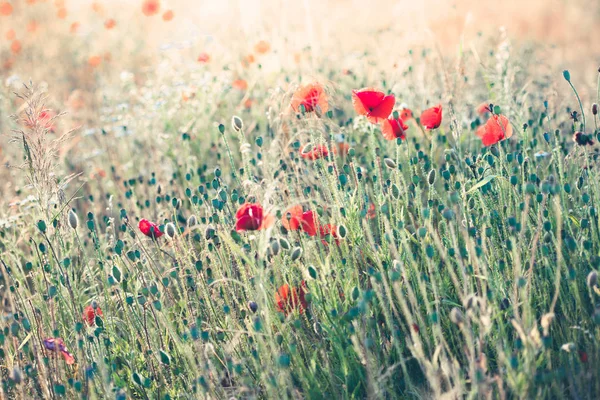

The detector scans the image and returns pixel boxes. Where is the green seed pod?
[279,237,290,250]
[231,116,244,132]
[68,210,79,229]
[384,158,396,169]
[428,169,436,185]
[270,239,280,256]
[187,214,197,227]
[165,223,177,239]
[290,246,303,261]
[450,308,464,325]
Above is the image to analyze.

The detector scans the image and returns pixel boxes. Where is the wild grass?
[1,1,600,399]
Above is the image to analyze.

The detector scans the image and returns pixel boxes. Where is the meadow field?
[1,0,600,398]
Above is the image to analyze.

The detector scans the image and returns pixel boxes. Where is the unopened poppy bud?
[231,115,244,132]
[205,225,215,240]
[68,210,78,229]
[270,239,280,256]
[279,237,290,250]
[338,224,347,239]
[187,214,197,227]
[91,300,98,310]
[428,169,436,185]
[165,222,177,239]
[10,367,22,384]
[290,246,303,261]
[248,301,258,313]
[450,308,464,325]
[384,158,396,169]
[592,103,598,116]
[587,270,598,288]
[562,70,571,81]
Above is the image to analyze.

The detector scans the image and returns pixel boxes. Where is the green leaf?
[466,175,497,195]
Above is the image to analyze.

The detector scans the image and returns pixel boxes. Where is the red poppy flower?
[300,144,331,160]
[197,52,210,63]
[235,203,274,232]
[162,10,174,21]
[291,83,328,114]
[10,40,21,55]
[381,116,409,141]
[232,79,248,90]
[142,0,160,16]
[104,18,116,29]
[254,40,270,54]
[366,203,376,219]
[139,219,164,238]
[477,102,491,115]
[476,114,512,146]
[275,282,308,315]
[352,88,395,123]
[420,104,443,130]
[400,107,413,120]
[0,2,13,16]
[43,338,75,365]
[282,206,319,236]
[83,304,103,326]
[319,224,339,246]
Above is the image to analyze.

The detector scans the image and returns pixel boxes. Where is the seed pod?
[279,237,290,250]
[428,169,436,185]
[205,225,216,240]
[592,103,598,116]
[165,222,177,239]
[68,210,79,229]
[450,308,464,325]
[338,224,347,239]
[231,115,244,132]
[587,270,598,288]
[384,158,396,169]
[290,246,303,261]
[187,214,197,227]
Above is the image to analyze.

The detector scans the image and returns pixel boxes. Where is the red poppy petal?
[367,95,395,123]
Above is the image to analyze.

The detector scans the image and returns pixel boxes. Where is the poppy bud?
[10,367,22,384]
[231,115,244,132]
[337,224,347,239]
[593,103,598,116]
[450,308,464,325]
[428,170,436,185]
[562,70,571,81]
[248,301,258,313]
[68,210,78,229]
[270,239,280,256]
[205,225,215,240]
[187,214,197,227]
[279,237,290,250]
[384,158,396,169]
[587,270,598,288]
[165,222,177,239]
[290,246,303,261]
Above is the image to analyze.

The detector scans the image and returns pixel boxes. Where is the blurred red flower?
[381,116,409,141]
[235,203,274,232]
[291,83,328,114]
[197,52,210,63]
[352,88,395,123]
[83,304,103,326]
[420,104,443,130]
[319,224,339,246]
[139,219,164,239]
[300,144,331,160]
[476,114,512,146]
[275,282,308,315]
[142,0,160,16]
[43,338,75,365]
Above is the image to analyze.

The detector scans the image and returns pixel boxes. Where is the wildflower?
[352,88,395,123]
[104,19,116,30]
[319,224,339,246]
[254,40,270,54]
[0,2,13,16]
[300,144,331,160]
[477,102,492,115]
[138,218,164,239]
[291,83,328,115]
[68,209,79,229]
[197,52,210,63]
[83,304,103,326]
[381,116,409,141]
[142,0,160,16]
[70,22,80,34]
[275,282,308,315]
[10,40,21,55]
[573,131,594,146]
[162,10,174,21]
[399,106,413,120]
[88,56,102,67]
[420,104,443,130]
[282,206,319,236]
[232,79,248,90]
[366,203,376,219]
[57,8,67,19]
[476,114,513,146]
[235,203,274,232]
[43,338,75,365]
